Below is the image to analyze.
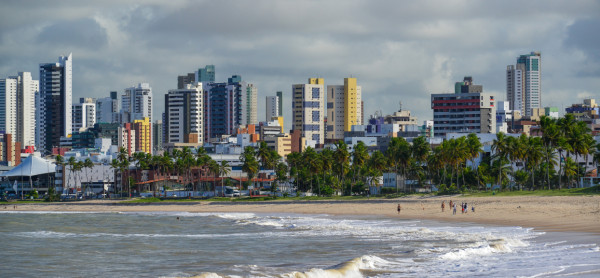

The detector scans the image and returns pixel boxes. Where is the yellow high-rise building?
[326,78,362,140]
[133,117,152,154]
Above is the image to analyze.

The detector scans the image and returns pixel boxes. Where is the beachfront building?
[37,54,73,154]
[384,107,418,131]
[431,76,496,137]
[72,98,96,132]
[507,51,541,117]
[133,117,152,154]
[292,78,325,146]
[96,91,119,124]
[0,72,38,148]
[164,83,203,144]
[121,83,152,124]
[326,78,362,141]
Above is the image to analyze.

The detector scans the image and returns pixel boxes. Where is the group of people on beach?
[442,200,474,215]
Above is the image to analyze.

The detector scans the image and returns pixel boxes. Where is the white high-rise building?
[164,83,203,144]
[326,78,362,141]
[72,98,96,132]
[266,95,279,121]
[507,51,541,117]
[292,78,325,145]
[96,91,119,124]
[37,54,72,153]
[121,83,152,124]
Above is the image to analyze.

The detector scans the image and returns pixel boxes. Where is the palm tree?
[492,132,510,189]
[351,141,369,194]
[540,116,559,188]
[275,162,289,195]
[67,157,77,194]
[207,158,220,196]
[117,147,130,197]
[240,146,259,195]
[218,160,231,196]
[466,133,483,189]
[333,141,350,193]
[83,158,94,198]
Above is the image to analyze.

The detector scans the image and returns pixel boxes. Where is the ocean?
[0,210,599,277]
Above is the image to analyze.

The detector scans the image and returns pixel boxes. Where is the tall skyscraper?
[197,65,215,83]
[276,91,283,117]
[96,91,119,124]
[0,72,38,147]
[326,77,362,141]
[203,75,256,141]
[152,120,163,152]
[164,83,203,144]
[37,53,72,153]
[292,78,325,145]
[72,98,96,132]
[266,95,279,121]
[507,51,541,117]
[121,83,152,124]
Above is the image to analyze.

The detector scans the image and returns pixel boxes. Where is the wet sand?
[7,195,600,234]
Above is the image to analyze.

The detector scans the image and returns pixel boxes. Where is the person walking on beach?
[453,203,456,215]
[464,203,468,214]
[441,201,445,212]
[397,203,401,214]
[449,200,453,210]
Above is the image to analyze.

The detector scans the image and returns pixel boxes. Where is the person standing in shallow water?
[397,203,401,214]
[441,201,445,212]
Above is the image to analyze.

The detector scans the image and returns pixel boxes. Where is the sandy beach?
[6,195,600,235]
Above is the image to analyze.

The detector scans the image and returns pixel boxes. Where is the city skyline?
[0,1,599,129]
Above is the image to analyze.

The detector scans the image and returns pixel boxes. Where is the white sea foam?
[284,255,388,278]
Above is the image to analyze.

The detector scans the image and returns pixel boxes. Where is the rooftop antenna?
[399,101,403,112]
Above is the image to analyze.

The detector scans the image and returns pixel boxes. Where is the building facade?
[266,95,279,121]
[177,73,195,89]
[121,83,152,124]
[164,83,203,144]
[507,51,541,117]
[197,65,215,83]
[133,117,152,154]
[203,76,256,142]
[72,98,96,132]
[37,54,72,154]
[326,78,362,141]
[0,72,38,148]
[292,78,325,146]
[431,77,496,137]
[96,91,119,124]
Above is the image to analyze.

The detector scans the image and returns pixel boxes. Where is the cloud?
[36,18,108,50]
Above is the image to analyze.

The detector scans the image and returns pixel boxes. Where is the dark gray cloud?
[37,18,108,49]
[0,0,599,127]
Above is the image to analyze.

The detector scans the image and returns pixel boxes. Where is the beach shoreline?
[5,195,600,235]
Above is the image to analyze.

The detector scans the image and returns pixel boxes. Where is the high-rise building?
[326,78,362,141]
[152,120,163,152]
[72,98,96,132]
[177,72,195,89]
[197,65,215,83]
[203,76,257,141]
[121,83,152,124]
[164,83,203,144]
[96,91,119,124]
[0,72,38,148]
[292,78,325,145]
[37,54,72,153]
[118,122,136,156]
[266,95,279,121]
[133,117,152,154]
[507,51,541,117]
[276,91,283,117]
[246,84,257,125]
[431,77,496,137]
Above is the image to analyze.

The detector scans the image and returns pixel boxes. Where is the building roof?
[0,155,56,177]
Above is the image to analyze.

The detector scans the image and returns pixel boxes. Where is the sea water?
[0,210,599,277]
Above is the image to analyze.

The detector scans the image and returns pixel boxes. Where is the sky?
[1,0,599,129]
